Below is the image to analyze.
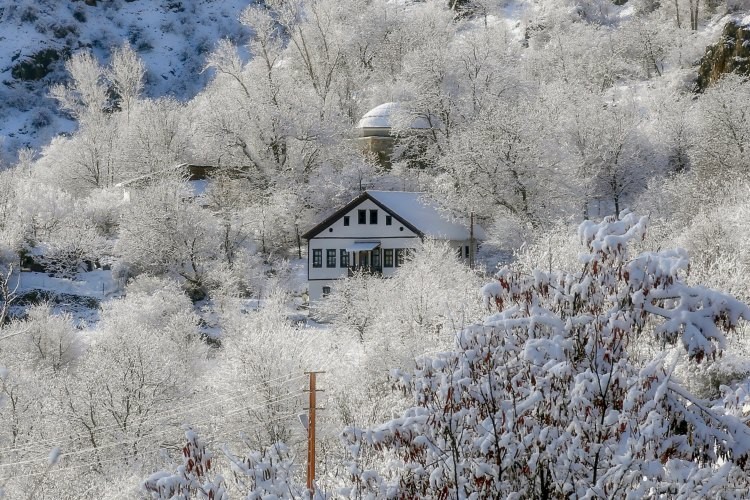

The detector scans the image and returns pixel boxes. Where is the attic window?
[344,216,350,226]
[386,215,392,226]
[329,228,333,232]
[358,210,366,224]
[370,209,378,224]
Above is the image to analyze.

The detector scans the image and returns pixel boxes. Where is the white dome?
[357,102,432,130]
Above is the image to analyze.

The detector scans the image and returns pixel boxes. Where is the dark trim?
[326,249,337,268]
[307,236,419,240]
[312,248,323,268]
[301,192,424,240]
[383,248,393,268]
[340,249,349,267]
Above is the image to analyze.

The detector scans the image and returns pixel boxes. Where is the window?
[370,209,378,224]
[385,215,392,226]
[343,216,350,226]
[383,249,393,268]
[326,249,336,268]
[358,210,366,224]
[340,249,349,268]
[322,286,331,297]
[464,245,470,258]
[312,249,322,268]
[395,248,404,267]
[373,248,381,268]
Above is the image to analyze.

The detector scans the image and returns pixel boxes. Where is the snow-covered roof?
[302,190,484,241]
[357,102,432,130]
[367,191,485,241]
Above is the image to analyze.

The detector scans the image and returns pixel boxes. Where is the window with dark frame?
[373,248,381,269]
[384,249,393,267]
[322,286,331,297]
[326,249,336,268]
[312,249,322,268]
[344,216,350,226]
[358,210,366,224]
[340,249,349,268]
[395,248,404,267]
[464,245,470,258]
[385,215,392,226]
[370,209,378,224]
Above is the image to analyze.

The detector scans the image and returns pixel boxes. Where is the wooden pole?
[305,371,325,492]
[469,211,475,269]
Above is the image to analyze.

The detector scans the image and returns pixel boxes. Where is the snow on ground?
[0,0,252,160]
[11,270,120,300]
[8,270,121,327]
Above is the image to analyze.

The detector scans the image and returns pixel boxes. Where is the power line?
[0,390,305,470]
[4,410,307,481]
[0,372,306,456]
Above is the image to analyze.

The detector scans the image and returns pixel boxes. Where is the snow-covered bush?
[143,430,308,499]
[342,213,750,498]
[143,430,227,500]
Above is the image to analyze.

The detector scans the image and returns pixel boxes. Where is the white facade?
[304,192,482,302]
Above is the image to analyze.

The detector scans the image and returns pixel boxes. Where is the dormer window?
[370,209,378,224]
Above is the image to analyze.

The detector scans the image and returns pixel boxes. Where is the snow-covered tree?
[116,179,220,296]
[343,213,750,498]
[208,287,321,450]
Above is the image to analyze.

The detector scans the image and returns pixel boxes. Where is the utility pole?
[469,211,475,270]
[305,371,325,492]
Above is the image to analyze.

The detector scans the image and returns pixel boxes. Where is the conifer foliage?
[343,213,750,498]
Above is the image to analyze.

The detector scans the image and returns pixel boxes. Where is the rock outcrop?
[696,20,750,91]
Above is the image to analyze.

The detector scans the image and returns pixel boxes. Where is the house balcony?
[348,265,382,277]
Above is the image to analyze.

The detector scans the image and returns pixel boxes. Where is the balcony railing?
[347,265,383,277]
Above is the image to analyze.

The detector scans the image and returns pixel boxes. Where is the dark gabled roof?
[301,192,423,240]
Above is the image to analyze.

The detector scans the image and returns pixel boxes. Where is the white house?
[302,190,485,301]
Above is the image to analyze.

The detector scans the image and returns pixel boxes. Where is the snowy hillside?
[0,0,251,163]
[4,0,750,497]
